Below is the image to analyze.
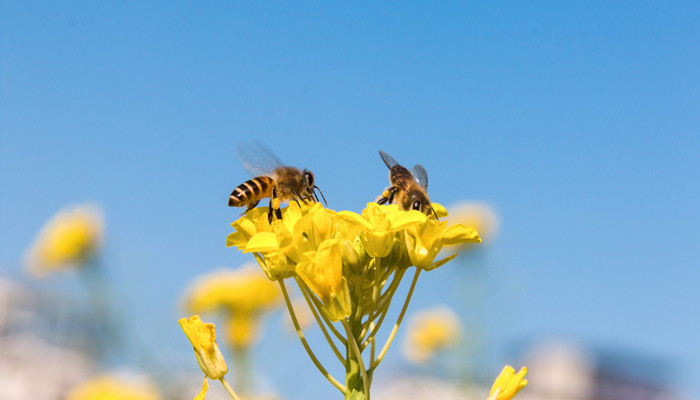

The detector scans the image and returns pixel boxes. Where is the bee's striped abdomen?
[229,176,274,207]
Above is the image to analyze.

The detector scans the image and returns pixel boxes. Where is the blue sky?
[1,1,699,398]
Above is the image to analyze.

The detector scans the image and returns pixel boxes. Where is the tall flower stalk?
[227,201,480,399]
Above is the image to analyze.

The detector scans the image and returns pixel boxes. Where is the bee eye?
[305,171,314,186]
[412,201,422,211]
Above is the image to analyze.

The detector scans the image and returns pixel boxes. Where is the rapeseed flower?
[226,201,480,398]
[487,365,528,400]
[402,306,461,363]
[179,315,228,380]
[182,266,281,349]
[66,373,161,400]
[25,204,103,276]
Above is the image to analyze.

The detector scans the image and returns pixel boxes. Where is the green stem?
[297,277,348,346]
[295,276,347,365]
[361,269,406,351]
[342,319,371,400]
[278,279,348,395]
[370,268,421,370]
[219,376,242,400]
[232,345,252,395]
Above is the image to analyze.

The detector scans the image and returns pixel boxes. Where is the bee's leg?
[242,200,260,215]
[268,186,282,223]
[291,191,304,207]
[377,186,399,205]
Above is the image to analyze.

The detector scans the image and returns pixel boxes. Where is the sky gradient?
[2,2,699,399]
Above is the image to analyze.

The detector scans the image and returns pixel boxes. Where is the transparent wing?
[235,141,284,176]
[378,150,399,169]
[412,164,429,189]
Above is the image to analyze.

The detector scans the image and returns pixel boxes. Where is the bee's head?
[408,190,436,218]
[303,169,315,189]
[303,169,327,206]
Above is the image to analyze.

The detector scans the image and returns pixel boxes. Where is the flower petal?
[244,232,279,253]
[392,210,427,230]
[442,224,481,245]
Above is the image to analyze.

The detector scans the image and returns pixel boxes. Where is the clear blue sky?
[1,2,699,399]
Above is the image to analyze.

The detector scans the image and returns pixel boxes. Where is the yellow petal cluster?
[182,266,282,349]
[487,365,528,400]
[227,202,480,321]
[179,315,228,380]
[25,204,104,276]
[66,374,161,400]
[402,306,461,363]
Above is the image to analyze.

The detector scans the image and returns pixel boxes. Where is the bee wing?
[412,164,429,189]
[235,141,284,177]
[379,150,399,169]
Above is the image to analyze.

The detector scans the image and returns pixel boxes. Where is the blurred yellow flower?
[179,315,228,380]
[449,202,500,244]
[182,266,282,349]
[487,365,528,400]
[25,204,103,276]
[66,373,161,400]
[402,306,461,363]
[183,266,281,315]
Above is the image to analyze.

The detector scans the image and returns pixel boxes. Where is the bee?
[229,143,326,222]
[376,150,438,219]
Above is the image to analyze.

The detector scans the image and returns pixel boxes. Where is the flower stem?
[278,279,348,395]
[295,276,347,365]
[219,377,242,400]
[297,278,347,345]
[342,319,371,400]
[361,269,406,351]
[370,268,421,370]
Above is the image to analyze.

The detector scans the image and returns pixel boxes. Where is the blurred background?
[1,2,698,399]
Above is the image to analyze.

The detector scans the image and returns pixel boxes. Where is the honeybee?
[376,150,437,219]
[229,143,326,222]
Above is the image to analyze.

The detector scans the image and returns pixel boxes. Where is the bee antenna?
[431,207,440,221]
[314,186,328,206]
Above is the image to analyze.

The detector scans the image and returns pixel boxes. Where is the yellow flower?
[295,238,351,322]
[179,315,228,379]
[487,365,528,400]
[25,204,103,276]
[337,203,425,258]
[405,217,480,270]
[402,306,461,363]
[449,202,500,244]
[227,201,480,321]
[225,314,260,349]
[67,373,161,400]
[182,265,282,349]
[183,266,281,315]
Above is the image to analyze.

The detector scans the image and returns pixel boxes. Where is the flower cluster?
[227,202,480,322]
[226,201,480,398]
